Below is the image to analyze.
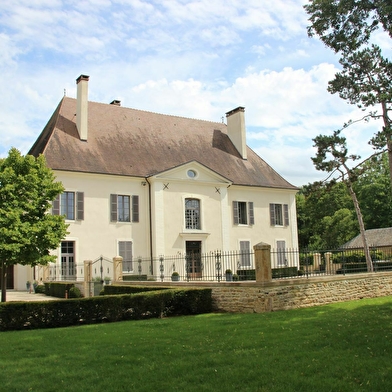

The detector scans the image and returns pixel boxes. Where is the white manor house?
[13,75,299,289]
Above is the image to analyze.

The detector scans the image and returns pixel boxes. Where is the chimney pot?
[76,74,89,141]
[226,106,247,160]
[110,100,121,106]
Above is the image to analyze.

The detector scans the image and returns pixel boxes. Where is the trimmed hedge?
[123,275,148,281]
[272,267,299,278]
[44,282,75,298]
[0,288,212,331]
[102,285,169,295]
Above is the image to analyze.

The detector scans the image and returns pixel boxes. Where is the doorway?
[186,241,202,279]
[61,241,76,280]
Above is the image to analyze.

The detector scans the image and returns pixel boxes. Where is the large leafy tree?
[312,131,373,271]
[0,148,68,302]
[304,0,392,184]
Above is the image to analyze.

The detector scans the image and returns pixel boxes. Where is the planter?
[171,275,180,282]
[225,273,233,282]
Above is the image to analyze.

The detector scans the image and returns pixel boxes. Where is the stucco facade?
[21,75,299,284]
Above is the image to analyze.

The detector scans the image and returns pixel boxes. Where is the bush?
[123,275,148,281]
[272,267,298,279]
[44,282,75,298]
[102,285,168,295]
[236,269,256,280]
[69,286,82,298]
[34,285,45,294]
[0,288,212,331]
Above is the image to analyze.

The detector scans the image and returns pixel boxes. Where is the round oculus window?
[187,169,197,178]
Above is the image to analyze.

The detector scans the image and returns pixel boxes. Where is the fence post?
[254,242,272,283]
[325,252,333,274]
[113,256,123,282]
[84,260,92,298]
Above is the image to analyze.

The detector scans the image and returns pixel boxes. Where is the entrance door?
[61,241,76,280]
[186,241,202,279]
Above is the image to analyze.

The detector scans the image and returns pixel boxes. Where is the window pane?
[118,195,130,222]
[185,198,200,229]
[61,192,75,220]
[274,204,283,226]
[238,202,247,224]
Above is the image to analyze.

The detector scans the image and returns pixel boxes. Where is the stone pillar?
[254,242,272,283]
[84,260,92,298]
[313,253,321,271]
[325,252,333,274]
[113,256,123,282]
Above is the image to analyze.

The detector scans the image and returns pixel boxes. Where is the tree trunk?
[1,260,7,303]
[346,181,373,272]
[381,102,392,197]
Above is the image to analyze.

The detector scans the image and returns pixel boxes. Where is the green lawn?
[1,296,392,391]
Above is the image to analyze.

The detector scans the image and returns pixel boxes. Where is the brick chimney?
[226,106,247,160]
[76,75,89,141]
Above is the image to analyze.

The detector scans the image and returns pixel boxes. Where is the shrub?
[102,285,168,295]
[34,285,45,294]
[69,286,82,298]
[0,288,212,331]
[44,282,75,298]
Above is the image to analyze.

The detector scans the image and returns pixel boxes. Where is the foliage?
[69,286,82,298]
[34,285,45,294]
[102,285,168,295]
[0,288,212,331]
[304,0,392,186]
[2,297,392,391]
[0,148,68,301]
[44,282,76,298]
[298,152,392,248]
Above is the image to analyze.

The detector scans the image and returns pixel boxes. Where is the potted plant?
[171,271,180,282]
[225,269,233,282]
[104,276,111,285]
[26,280,31,292]
[33,280,38,292]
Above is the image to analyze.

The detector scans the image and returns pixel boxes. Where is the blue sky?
[0,0,387,186]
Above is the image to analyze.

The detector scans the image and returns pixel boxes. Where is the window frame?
[185,198,201,230]
[233,201,254,225]
[111,194,139,223]
[53,191,84,221]
[118,240,133,273]
[269,203,289,226]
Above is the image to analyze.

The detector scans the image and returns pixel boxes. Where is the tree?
[304,0,392,186]
[354,152,392,228]
[312,130,373,271]
[0,148,68,302]
[297,181,357,249]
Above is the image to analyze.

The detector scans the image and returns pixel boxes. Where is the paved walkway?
[4,291,62,302]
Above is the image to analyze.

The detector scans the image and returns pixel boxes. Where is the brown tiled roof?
[29,97,297,189]
[341,227,392,248]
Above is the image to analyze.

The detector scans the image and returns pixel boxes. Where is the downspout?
[145,177,154,275]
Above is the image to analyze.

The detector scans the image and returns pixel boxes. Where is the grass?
[1,296,392,391]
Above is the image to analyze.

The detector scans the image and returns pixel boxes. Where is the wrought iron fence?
[39,246,392,283]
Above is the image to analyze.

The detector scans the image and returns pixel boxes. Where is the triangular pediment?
[149,161,232,186]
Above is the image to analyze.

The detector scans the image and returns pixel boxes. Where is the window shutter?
[248,202,254,225]
[233,201,239,225]
[269,203,275,225]
[110,194,117,222]
[76,192,84,220]
[284,204,289,226]
[52,195,60,215]
[132,195,139,222]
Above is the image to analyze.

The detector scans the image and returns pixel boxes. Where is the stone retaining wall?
[211,272,392,313]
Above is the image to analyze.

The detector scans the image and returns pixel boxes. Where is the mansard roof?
[29,97,297,190]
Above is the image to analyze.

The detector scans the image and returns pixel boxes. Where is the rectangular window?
[53,192,84,220]
[61,241,76,279]
[277,240,287,266]
[185,198,200,229]
[233,201,254,225]
[111,194,139,223]
[119,241,133,272]
[239,241,251,267]
[269,203,289,226]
